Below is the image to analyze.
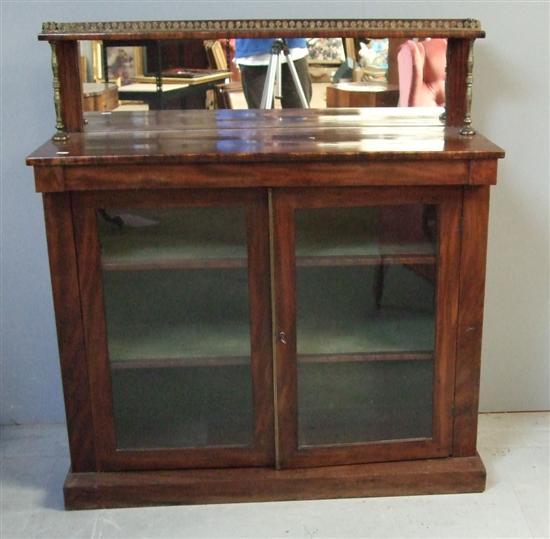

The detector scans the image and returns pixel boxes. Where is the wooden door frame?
[272,186,462,468]
[71,187,274,471]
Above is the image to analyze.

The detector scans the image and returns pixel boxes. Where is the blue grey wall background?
[1,1,549,424]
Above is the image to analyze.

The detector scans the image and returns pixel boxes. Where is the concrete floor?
[1,412,548,538]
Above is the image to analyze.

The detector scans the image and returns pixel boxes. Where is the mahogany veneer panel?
[64,454,486,509]
[56,41,83,131]
[28,110,503,192]
[34,161,475,192]
[446,39,470,127]
[27,110,505,169]
[42,193,96,471]
[453,186,491,455]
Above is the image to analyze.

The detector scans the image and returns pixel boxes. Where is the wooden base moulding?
[64,454,486,510]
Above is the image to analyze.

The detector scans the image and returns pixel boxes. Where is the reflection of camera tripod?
[260,39,309,109]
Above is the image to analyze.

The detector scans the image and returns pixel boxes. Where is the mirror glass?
[78,37,446,113]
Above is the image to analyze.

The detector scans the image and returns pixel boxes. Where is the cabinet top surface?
[27,108,504,167]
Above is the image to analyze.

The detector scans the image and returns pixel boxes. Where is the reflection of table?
[326,82,399,108]
[82,83,118,112]
[146,70,231,85]
[119,71,230,110]
[117,83,190,110]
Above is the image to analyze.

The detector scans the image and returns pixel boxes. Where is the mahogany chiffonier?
[26,19,504,509]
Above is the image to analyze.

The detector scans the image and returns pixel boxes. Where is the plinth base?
[64,454,486,510]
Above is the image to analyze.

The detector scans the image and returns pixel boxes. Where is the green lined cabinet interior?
[72,186,460,472]
[101,207,253,451]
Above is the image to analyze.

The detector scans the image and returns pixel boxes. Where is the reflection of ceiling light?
[317,106,445,126]
[317,125,446,152]
[318,136,445,152]
[361,138,444,152]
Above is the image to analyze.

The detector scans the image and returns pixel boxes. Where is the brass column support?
[50,42,69,142]
[460,39,475,136]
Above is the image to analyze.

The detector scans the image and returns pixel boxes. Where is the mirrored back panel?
[78,36,447,113]
[40,19,483,133]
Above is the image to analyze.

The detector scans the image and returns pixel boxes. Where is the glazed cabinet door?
[273,187,462,468]
[72,189,274,471]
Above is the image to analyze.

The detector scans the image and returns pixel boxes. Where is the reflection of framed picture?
[106,46,144,85]
[91,42,103,81]
[307,38,345,65]
[92,43,144,85]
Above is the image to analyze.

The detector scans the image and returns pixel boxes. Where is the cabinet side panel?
[56,41,83,132]
[453,186,490,455]
[432,197,462,453]
[42,192,96,471]
[445,38,469,127]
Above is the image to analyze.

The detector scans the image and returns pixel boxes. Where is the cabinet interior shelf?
[105,265,435,370]
[102,253,436,272]
[99,207,436,272]
[110,351,434,370]
[106,317,434,369]
[102,257,247,271]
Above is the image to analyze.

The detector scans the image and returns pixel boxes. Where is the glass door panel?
[298,359,433,445]
[98,207,253,450]
[295,205,436,447]
[274,189,460,468]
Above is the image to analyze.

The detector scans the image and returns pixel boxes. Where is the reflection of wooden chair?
[397,38,447,107]
[205,39,241,109]
[373,206,437,309]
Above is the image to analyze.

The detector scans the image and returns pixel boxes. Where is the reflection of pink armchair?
[397,38,447,107]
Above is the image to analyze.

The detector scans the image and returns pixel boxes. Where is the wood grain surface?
[453,186,491,456]
[27,109,504,168]
[56,41,83,132]
[42,193,96,471]
[63,454,486,509]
